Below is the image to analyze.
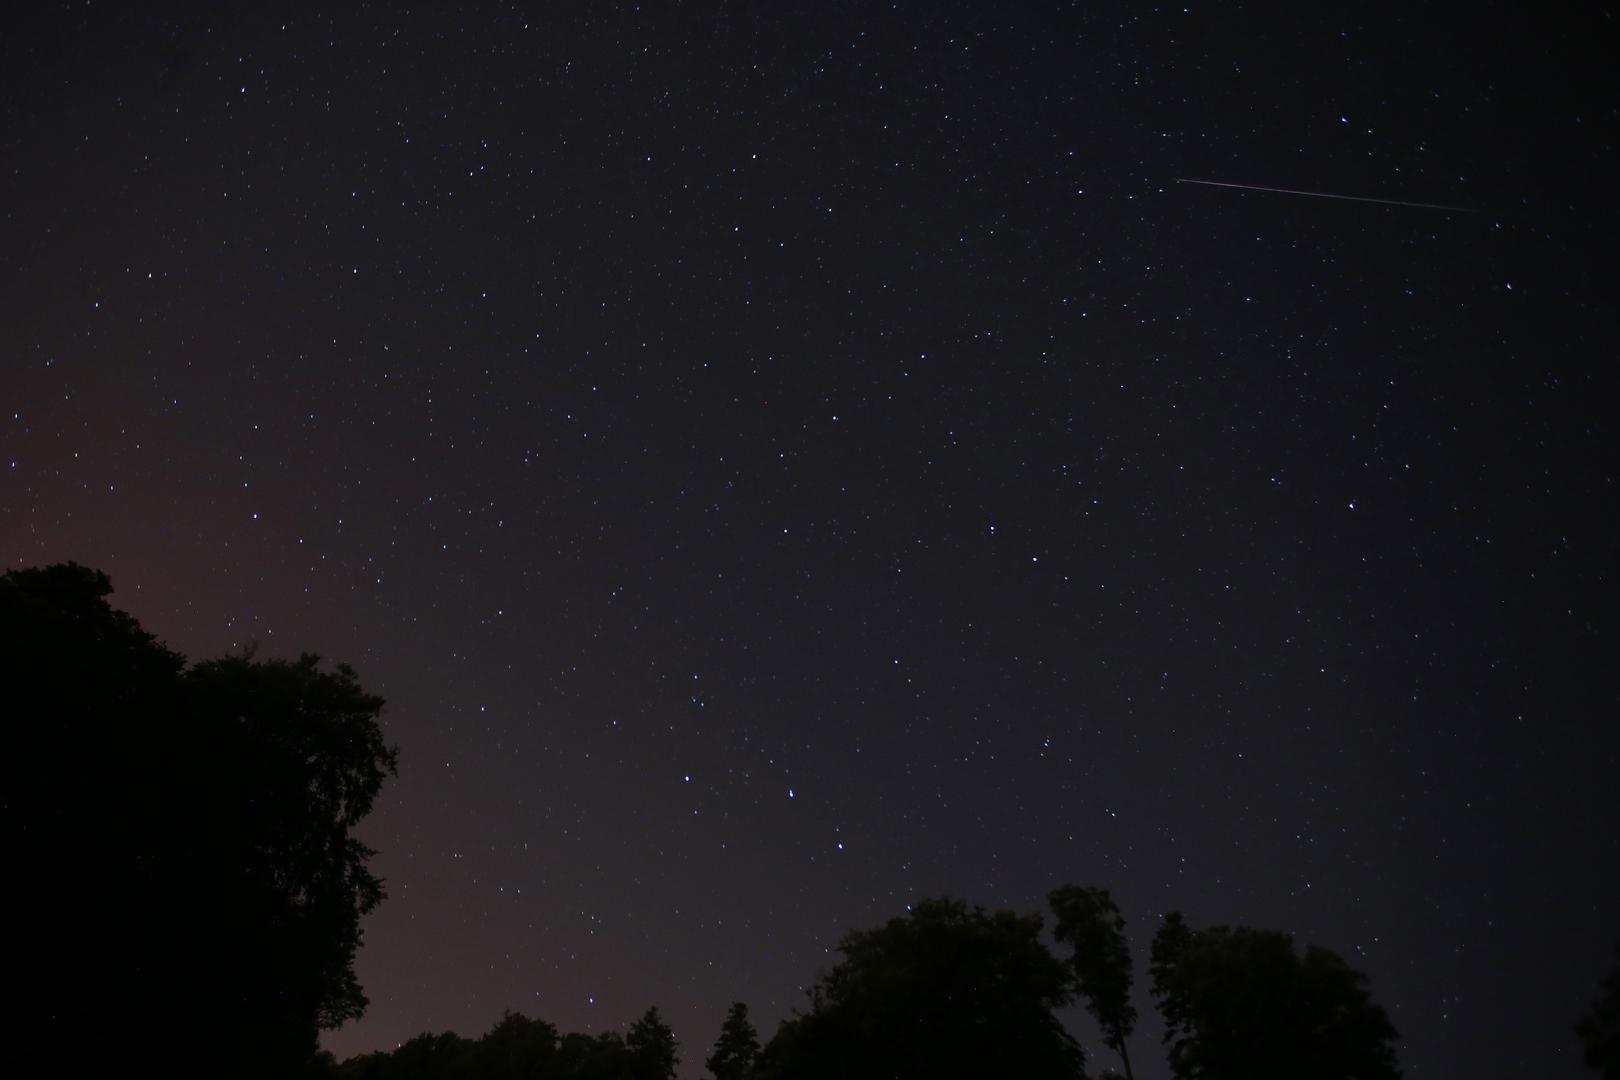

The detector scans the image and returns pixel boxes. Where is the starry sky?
[4,3,1617,1077]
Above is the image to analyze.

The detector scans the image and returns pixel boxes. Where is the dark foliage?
[480,1011,563,1079]
[0,563,1510,1080]
[754,897,1085,1080]
[1050,885,1138,1080]
[1,563,396,1078]
[325,1010,676,1080]
[1149,912,1401,1080]
[183,649,396,1036]
[1577,943,1620,1078]
[706,1002,761,1080]
[626,1006,680,1080]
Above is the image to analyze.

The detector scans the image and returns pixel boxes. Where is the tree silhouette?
[1,563,396,1077]
[556,1030,637,1080]
[755,897,1085,1080]
[707,1002,761,1080]
[1577,943,1620,1078]
[183,650,396,1039]
[319,1008,686,1080]
[480,1010,562,1079]
[1050,885,1138,1080]
[385,1031,479,1078]
[627,1006,680,1080]
[1149,912,1401,1080]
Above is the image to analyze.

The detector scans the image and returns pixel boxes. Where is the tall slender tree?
[627,1006,680,1080]
[707,1001,761,1080]
[1577,943,1620,1079]
[1050,885,1138,1080]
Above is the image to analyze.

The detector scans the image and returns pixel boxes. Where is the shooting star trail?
[1175,178,1481,214]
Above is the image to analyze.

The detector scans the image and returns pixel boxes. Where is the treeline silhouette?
[4,565,1616,1079]
[307,894,1413,1080]
[319,1006,687,1080]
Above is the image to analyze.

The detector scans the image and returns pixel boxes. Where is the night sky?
[4,3,1617,1077]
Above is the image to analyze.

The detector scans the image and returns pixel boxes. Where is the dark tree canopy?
[323,1009,678,1080]
[1050,885,1139,1080]
[1577,943,1620,1079]
[1,563,396,1077]
[706,1001,761,1080]
[754,897,1085,1080]
[1149,912,1401,1080]
[626,1006,680,1080]
[184,650,397,1034]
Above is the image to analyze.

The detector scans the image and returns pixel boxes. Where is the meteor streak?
[1175,177,1481,214]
